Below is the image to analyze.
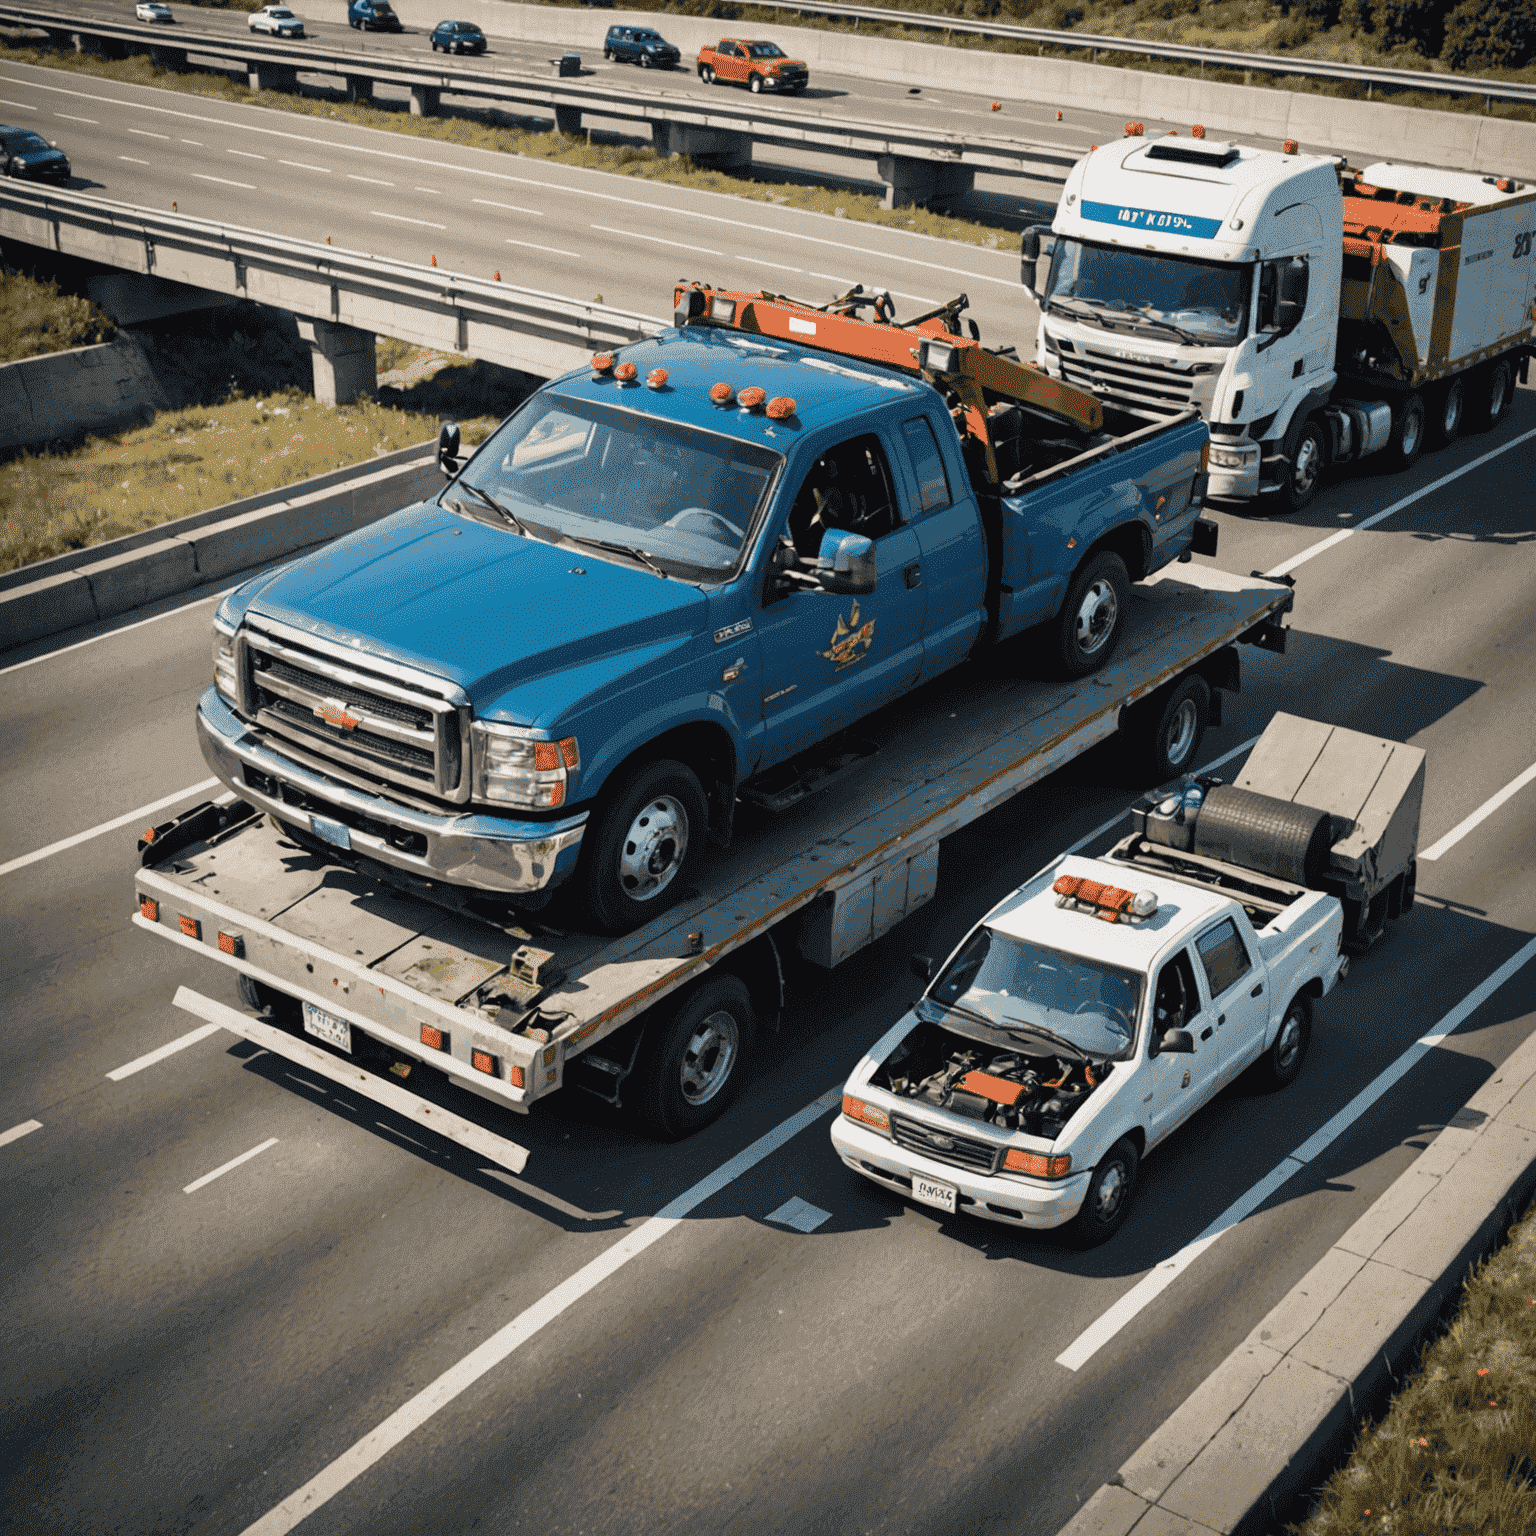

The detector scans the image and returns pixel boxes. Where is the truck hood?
[244,502,708,706]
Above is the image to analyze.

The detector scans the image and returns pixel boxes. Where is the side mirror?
[438,420,462,477]
[814,530,876,595]
[1159,1028,1196,1055]
[909,953,933,982]
[1020,224,1053,302]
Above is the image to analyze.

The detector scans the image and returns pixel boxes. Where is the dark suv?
[430,19,486,52]
[348,0,401,30]
[1,125,70,184]
[603,24,680,68]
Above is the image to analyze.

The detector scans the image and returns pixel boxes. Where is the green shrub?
[0,270,116,363]
[1442,0,1536,67]
[1372,0,1448,56]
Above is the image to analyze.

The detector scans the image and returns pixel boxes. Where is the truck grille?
[890,1113,1001,1174]
[1058,344,1195,414]
[237,620,469,804]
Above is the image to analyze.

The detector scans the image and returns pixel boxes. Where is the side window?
[1152,949,1199,1037]
[1195,919,1252,998]
[784,433,900,556]
[901,417,952,515]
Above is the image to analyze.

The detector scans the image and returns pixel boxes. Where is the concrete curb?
[0,442,439,652]
[1059,1022,1536,1536]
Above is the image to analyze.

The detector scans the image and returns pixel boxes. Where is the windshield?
[452,394,781,580]
[636,29,662,39]
[5,132,51,153]
[748,41,786,57]
[919,926,1142,1059]
[1045,237,1250,344]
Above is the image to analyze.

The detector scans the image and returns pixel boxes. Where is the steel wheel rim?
[1293,432,1320,496]
[1165,698,1199,767]
[1490,367,1508,418]
[618,794,689,902]
[1074,579,1119,657]
[1275,1010,1304,1073]
[1443,383,1463,436]
[678,1009,739,1105]
[1094,1160,1127,1220]
[1400,407,1422,458]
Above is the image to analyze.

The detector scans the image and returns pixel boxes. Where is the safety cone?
[1056,109,1062,120]
[493,270,501,281]
[171,200,177,211]
[431,254,437,267]
[991,101,1001,111]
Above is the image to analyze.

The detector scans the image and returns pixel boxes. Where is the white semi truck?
[1023,133,1536,510]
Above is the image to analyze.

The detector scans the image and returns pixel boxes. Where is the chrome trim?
[256,668,436,750]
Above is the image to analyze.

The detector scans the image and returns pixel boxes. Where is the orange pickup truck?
[696,38,808,94]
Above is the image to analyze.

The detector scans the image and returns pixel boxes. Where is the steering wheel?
[664,507,743,541]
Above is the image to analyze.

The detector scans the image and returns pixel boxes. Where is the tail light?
[420,1023,446,1051]
[139,896,159,921]
[178,914,201,940]
[472,1048,498,1075]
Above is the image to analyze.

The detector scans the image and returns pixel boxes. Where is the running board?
[171,987,531,1174]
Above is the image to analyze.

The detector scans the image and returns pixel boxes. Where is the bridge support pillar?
[553,104,581,136]
[345,75,374,103]
[72,31,125,58]
[248,60,299,91]
[877,154,974,210]
[149,45,184,70]
[297,318,376,406]
[651,120,751,169]
[409,84,440,116]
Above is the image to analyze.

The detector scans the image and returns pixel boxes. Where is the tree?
[1441,0,1536,67]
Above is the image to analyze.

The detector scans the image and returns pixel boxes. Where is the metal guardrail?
[0,181,660,375]
[0,1,1080,187]
[740,0,1536,106]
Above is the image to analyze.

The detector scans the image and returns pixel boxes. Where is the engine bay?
[873,1021,1105,1138]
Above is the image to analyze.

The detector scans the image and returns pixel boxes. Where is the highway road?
[3,46,1536,1536]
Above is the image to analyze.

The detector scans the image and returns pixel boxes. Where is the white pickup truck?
[831,712,1424,1245]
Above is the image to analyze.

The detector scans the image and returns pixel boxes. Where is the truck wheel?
[1473,359,1514,432]
[632,975,754,1139]
[749,72,764,92]
[1386,392,1426,471]
[1274,417,1326,513]
[1056,551,1130,678]
[1137,674,1210,782]
[1066,1137,1139,1247]
[700,64,714,82]
[581,758,708,933]
[1259,994,1312,1091]
[1429,377,1465,447]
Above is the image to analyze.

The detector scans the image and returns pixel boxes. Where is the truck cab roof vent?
[1145,140,1241,168]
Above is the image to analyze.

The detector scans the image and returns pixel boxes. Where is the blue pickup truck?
[200,287,1214,932]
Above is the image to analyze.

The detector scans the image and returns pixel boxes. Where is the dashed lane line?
[192,173,256,189]
[591,222,721,257]
[184,1137,279,1194]
[1420,759,1536,862]
[1,1119,44,1150]
[371,211,445,228]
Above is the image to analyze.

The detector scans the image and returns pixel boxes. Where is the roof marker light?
[1131,890,1159,917]
[738,386,767,411]
[591,352,614,374]
[709,382,736,407]
[614,362,638,383]
[646,368,669,390]
[766,396,797,419]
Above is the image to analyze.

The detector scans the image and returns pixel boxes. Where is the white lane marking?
[119,155,152,164]
[591,222,721,257]
[55,112,97,122]
[347,173,393,185]
[504,237,580,258]
[1,1119,44,1150]
[184,1136,279,1194]
[1419,759,1536,861]
[741,255,801,273]
[228,148,266,159]
[193,173,256,189]
[0,97,36,109]
[181,137,202,145]
[810,270,852,285]
[767,1195,832,1232]
[240,1085,843,1535]
[1265,426,1536,580]
[0,779,220,878]
[472,197,543,215]
[0,586,235,675]
[107,1021,224,1082]
[413,185,440,194]
[1056,933,1536,1371]
[371,211,445,228]
[127,127,168,138]
[280,159,330,172]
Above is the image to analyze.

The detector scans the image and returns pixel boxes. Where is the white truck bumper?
[831,1116,1093,1230]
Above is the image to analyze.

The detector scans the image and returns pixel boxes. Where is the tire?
[1429,376,1465,448]
[1272,416,1326,513]
[1055,550,1130,678]
[1066,1137,1139,1247]
[1386,392,1426,472]
[1473,358,1514,433]
[631,975,754,1139]
[602,46,612,59]
[700,64,715,83]
[580,758,709,933]
[1259,994,1312,1091]
[1400,858,1417,914]
[640,51,652,67]
[749,72,764,93]
[1136,673,1210,783]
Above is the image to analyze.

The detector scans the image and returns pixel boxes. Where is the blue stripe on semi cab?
[1081,202,1223,239]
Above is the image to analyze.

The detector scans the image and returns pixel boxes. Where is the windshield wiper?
[566,534,669,579]
[1046,297,1113,328]
[456,482,526,536]
[1123,312,1207,346]
[998,1020,1091,1060]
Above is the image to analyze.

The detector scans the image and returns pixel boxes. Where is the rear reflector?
[178,914,201,940]
[217,931,243,958]
[420,1023,445,1052]
[509,1064,526,1089]
[471,1048,497,1076]
[139,896,158,922]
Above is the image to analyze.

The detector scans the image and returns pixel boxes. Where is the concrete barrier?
[0,441,439,651]
[0,334,168,453]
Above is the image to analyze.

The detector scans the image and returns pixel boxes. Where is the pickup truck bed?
[135,565,1293,1163]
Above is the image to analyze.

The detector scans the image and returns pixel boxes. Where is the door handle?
[1200,1027,1214,1041]
[904,562,922,589]
[1217,1013,1226,1026]
[1251,983,1264,997]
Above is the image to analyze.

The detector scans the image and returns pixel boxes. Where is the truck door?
[756,431,925,765]
[1194,915,1268,1085]
[1145,946,1223,1146]
[897,415,987,682]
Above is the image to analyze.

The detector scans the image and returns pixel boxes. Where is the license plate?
[302,1002,352,1053]
[310,815,352,851]
[912,1175,957,1214]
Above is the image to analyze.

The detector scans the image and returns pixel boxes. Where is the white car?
[249,4,306,37]
[135,1,174,21]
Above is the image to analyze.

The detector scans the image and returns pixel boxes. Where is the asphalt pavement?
[1,48,1535,1536]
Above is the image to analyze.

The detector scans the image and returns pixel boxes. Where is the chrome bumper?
[197,687,587,895]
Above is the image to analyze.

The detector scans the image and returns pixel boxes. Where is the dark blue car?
[1,126,70,184]
[430,19,486,53]
[603,24,680,68]
[348,0,401,30]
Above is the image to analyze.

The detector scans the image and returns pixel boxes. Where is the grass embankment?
[0,269,116,364]
[0,389,494,573]
[1296,1204,1536,1534]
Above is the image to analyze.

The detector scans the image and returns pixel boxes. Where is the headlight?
[841,1094,890,1136]
[471,722,579,809]
[212,619,237,701]
[1208,445,1258,470]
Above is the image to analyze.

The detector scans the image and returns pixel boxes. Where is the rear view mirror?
[1020,224,1054,302]
[1158,1028,1196,1055]
[1276,258,1308,330]
[909,953,933,982]
[438,420,462,477]
[814,531,876,596]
